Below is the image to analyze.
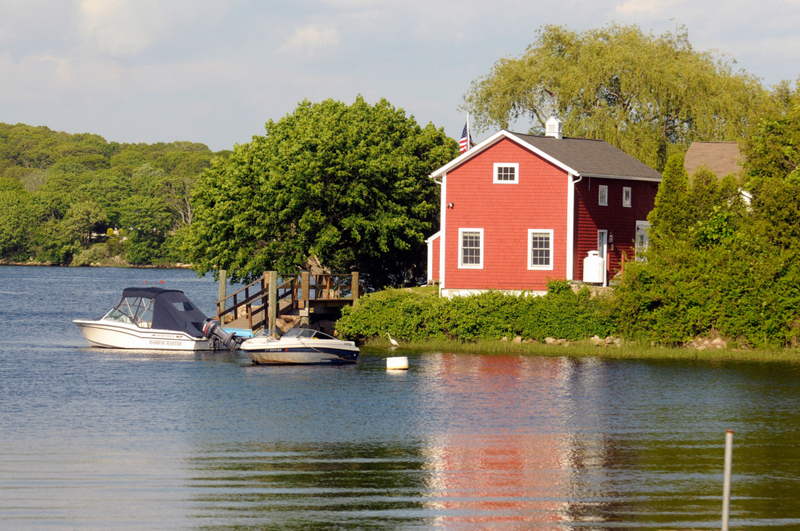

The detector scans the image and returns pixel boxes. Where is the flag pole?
[466,114,471,150]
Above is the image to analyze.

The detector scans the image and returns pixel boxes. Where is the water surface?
[1,266,799,529]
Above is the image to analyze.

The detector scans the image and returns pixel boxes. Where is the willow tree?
[463,23,766,171]
[186,97,458,289]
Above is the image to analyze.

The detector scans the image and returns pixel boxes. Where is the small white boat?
[241,328,359,365]
[73,287,238,351]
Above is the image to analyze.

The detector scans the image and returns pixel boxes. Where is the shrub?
[337,281,612,343]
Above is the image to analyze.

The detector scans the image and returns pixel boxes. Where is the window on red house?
[459,229,483,268]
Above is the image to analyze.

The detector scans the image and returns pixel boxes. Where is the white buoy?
[386,356,408,370]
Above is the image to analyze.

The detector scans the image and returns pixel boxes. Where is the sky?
[1,0,799,152]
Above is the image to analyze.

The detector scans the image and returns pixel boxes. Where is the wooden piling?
[268,271,278,331]
[217,269,227,316]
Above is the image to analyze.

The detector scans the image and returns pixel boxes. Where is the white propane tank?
[583,251,605,284]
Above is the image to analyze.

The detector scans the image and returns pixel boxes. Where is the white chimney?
[545,116,563,139]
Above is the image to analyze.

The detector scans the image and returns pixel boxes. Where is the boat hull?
[241,337,358,365]
[73,320,214,351]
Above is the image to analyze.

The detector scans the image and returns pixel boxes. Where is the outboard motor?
[202,318,241,350]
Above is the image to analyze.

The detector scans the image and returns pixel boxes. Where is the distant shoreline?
[0,261,193,269]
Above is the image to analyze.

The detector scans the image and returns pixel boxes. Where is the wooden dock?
[215,271,359,332]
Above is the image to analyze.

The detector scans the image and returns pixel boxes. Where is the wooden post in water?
[351,272,359,301]
[217,269,227,317]
[722,430,734,531]
[268,271,278,331]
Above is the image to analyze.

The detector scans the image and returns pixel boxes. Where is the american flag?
[459,121,473,153]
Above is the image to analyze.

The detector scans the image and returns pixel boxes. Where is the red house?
[427,119,662,297]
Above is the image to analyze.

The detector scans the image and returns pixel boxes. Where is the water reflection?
[182,354,800,529]
[4,265,800,530]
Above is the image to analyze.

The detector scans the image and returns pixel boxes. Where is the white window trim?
[623,186,632,208]
[598,185,608,206]
[527,229,554,270]
[458,228,484,269]
[493,162,519,184]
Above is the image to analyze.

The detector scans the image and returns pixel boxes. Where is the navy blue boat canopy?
[105,288,208,337]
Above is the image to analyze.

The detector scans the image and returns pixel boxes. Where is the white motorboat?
[73,287,239,351]
[241,328,359,365]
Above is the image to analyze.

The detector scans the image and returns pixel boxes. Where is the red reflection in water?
[421,353,574,529]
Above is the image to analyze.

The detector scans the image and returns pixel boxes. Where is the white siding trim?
[566,173,576,280]
[441,288,548,298]
[425,231,440,284]
[439,174,447,292]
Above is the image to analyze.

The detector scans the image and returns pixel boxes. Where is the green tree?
[0,190,37,260]
[61,200,107,249]
[464,23,766,171]
[743,80,800,190]
[119,195,172,265]
[647,154,690,248]
[186,97,458,288]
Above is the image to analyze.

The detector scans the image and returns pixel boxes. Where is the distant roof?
[430,130,662,182]
[684,142,743,178]
[514,133,663,181]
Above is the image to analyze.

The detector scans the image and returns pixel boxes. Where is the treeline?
[0,123,227,266]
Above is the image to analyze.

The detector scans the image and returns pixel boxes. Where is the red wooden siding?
[444,138,569,291]
[573,177,658,281]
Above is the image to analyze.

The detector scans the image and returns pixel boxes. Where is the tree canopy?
[186,97,458,289]
[463,23,767,171]
[0,123,221,265]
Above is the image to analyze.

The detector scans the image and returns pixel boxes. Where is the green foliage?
[464,23,766,171]
[337,280,612,343]
[612,129,800,346]
[0,190,37,260]
[0,122,218,265]
[647,153,689,247]
[743,80,800,192]
[187,96,459,288]
[119,196,172,265]
[61,200,107,249]
[72,243,114,266]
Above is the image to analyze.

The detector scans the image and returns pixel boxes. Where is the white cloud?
[78,0,166,56]
[279,24,340,57]
[615,0,675,15]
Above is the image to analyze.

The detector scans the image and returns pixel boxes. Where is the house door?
[597,230,608,287]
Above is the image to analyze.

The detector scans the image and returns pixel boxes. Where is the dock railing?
[216,271,359,331]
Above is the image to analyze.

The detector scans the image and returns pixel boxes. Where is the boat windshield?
[282,328,335,340]
[103,296,154,328]
[253,329,281,339]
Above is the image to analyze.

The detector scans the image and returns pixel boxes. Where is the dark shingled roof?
[684,142,743,179]
[513,132,662,181]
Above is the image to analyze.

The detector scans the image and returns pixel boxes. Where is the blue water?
[1,265,800,529]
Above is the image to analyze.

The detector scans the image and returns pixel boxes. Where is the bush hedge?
[337,280,613,343]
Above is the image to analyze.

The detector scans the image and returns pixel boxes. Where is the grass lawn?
[361,337,800,362]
